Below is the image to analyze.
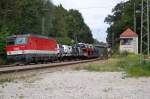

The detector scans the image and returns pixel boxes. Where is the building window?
[120,38,133,45]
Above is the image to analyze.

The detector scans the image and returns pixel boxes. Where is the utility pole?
[134,0,136,33]
[140,0,150,63]
[41,0,48,35]
[74,34,78,44]
[42,17,45,34]
[147,0,149,56]
[140,0,143,63]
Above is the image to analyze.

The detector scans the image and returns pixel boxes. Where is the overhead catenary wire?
[76,6,116,10]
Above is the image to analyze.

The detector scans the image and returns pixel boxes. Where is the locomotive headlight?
[8,52,11,55]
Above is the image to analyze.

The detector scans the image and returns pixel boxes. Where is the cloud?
[52,0,123,42]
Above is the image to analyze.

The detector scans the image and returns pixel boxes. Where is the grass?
[84,59,121,72]
[0,73,36,85]
[75,59,121,72]
[77,53,150,77]
[125,61,150,77]
[0,78,14,85]
[126,66,150,77]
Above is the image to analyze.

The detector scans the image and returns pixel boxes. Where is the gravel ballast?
[0,70,150,99]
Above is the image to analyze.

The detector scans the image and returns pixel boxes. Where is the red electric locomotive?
[6,34,58,64]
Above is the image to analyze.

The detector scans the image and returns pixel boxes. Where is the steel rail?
[0,58,101,74]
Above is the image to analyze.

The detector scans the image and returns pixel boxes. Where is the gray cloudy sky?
[52,0,124,42]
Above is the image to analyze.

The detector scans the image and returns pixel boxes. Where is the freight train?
[5,34,108,64]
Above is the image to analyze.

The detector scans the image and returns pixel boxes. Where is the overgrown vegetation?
[116,53,150,77]
[78,53,150,77]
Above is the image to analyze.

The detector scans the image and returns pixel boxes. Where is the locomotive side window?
[7,38,15,45]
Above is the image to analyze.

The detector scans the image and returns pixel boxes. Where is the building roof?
[120,28,138,37]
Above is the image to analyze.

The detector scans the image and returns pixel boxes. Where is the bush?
[117,54,150,77]
[112,51,134,59]
[127,65,150,77]
[56,37,74,45]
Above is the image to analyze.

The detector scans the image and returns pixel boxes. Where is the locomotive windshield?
[7,37,28,45]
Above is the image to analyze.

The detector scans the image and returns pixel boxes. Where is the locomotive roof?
[7,34,54,40]
[94,44,108,48]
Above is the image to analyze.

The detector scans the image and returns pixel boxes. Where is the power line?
[75,6,116,10]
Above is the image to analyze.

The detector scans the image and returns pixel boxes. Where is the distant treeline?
[0,0,94,54]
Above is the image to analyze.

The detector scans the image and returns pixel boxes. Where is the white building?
[120,28,138,54]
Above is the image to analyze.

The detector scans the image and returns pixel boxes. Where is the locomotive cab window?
[15,37,27,45]
[7,37,28,45]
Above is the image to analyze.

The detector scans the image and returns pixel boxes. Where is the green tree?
[0,0,94,58]
[105,0,142,51]
[51,5,68,37]
[66,9,94,43]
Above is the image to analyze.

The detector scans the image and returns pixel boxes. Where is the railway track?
[0,58,101,74]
